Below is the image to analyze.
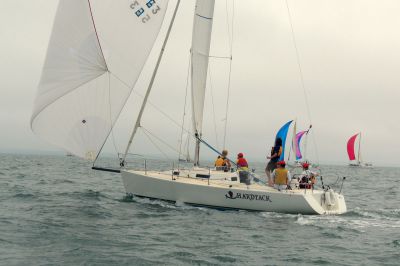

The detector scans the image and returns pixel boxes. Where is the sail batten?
[31,0,170,160]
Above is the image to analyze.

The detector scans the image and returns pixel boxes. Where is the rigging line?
[141,128,170,160]
[208,64,220,149]
[285,0,320,163]
[222,0,235,149]
[288,138,293,161]
[209,55,231,59]
[225,0,232,52]
[178,53,192,160]
[92,71,124,166]
[142,126,181,155]
[225,0,233,55]
[196,51,230,59]
[122,0,182,163]
[107,72,121,160]
[87,0,108,70]
[195,135,265,185]
[285,0,312,122]
[109,71,191,135]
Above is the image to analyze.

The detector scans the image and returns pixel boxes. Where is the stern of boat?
[305,189,347,215]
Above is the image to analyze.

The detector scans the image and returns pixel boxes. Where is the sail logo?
[225,191,272,202]
[130,0,162,23]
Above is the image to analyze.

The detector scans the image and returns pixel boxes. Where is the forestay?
[31,0,169,160]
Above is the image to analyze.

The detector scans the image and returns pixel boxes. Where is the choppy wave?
[1,154,399,266]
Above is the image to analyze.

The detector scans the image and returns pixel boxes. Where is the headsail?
[295,130,307,160]
[275,120,293,161]
[31,0,169,160]
[191,0,215,165]
[347,133,359,161]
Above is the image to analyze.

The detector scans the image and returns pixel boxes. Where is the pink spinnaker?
[295,131,307,159]
[347,133,359,160]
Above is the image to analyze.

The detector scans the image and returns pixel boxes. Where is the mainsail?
[275,120,293,161]
[347,133,359,161]
[31,0,169,160]
[191,0,216,165]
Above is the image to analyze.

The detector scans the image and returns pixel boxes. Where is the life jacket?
[270,146,282,162]
[215,157,225,167]
[274,168,288,185]
[237,157,248,168]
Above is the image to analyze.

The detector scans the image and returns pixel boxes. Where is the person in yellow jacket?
[271,160,291,191]
[215,156,224,167]
[214,150,231,172]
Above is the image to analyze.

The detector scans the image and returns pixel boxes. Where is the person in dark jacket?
[265,138,282,186]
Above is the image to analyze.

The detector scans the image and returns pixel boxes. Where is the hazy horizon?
[1,0,399,167]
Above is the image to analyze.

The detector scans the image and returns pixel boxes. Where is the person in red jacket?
[236,153,249,170]
[237,153,250,185]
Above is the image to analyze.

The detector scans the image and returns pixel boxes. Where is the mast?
[357,132,361,165]
[288,119,296,162]
[304,124,312,161]
[122,0,182,165]
[185,135,191,161]
[194,137,201,166]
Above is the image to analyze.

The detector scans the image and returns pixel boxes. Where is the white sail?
[31,0,169,160]
[190,0,215,137]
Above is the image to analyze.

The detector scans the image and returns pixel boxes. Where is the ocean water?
[1,153,399,266]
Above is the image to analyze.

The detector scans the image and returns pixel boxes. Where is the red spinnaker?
[347,133,359,160]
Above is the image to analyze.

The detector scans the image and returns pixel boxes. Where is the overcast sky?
[1,0,399,166]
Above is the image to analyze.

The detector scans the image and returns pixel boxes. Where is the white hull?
[349,162,373,168]
[121,169,346,215]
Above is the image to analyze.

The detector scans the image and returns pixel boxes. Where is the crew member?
[237,153,250,185]
[271,160,291,191]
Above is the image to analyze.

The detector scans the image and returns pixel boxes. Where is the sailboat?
[31,0,346,215]
[347,132,372,167]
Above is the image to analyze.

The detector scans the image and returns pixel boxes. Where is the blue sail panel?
[275,120,293,161]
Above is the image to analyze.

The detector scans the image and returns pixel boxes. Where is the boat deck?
[125,168,323,196]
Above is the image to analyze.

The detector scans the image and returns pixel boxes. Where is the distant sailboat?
[347,132,372,167]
